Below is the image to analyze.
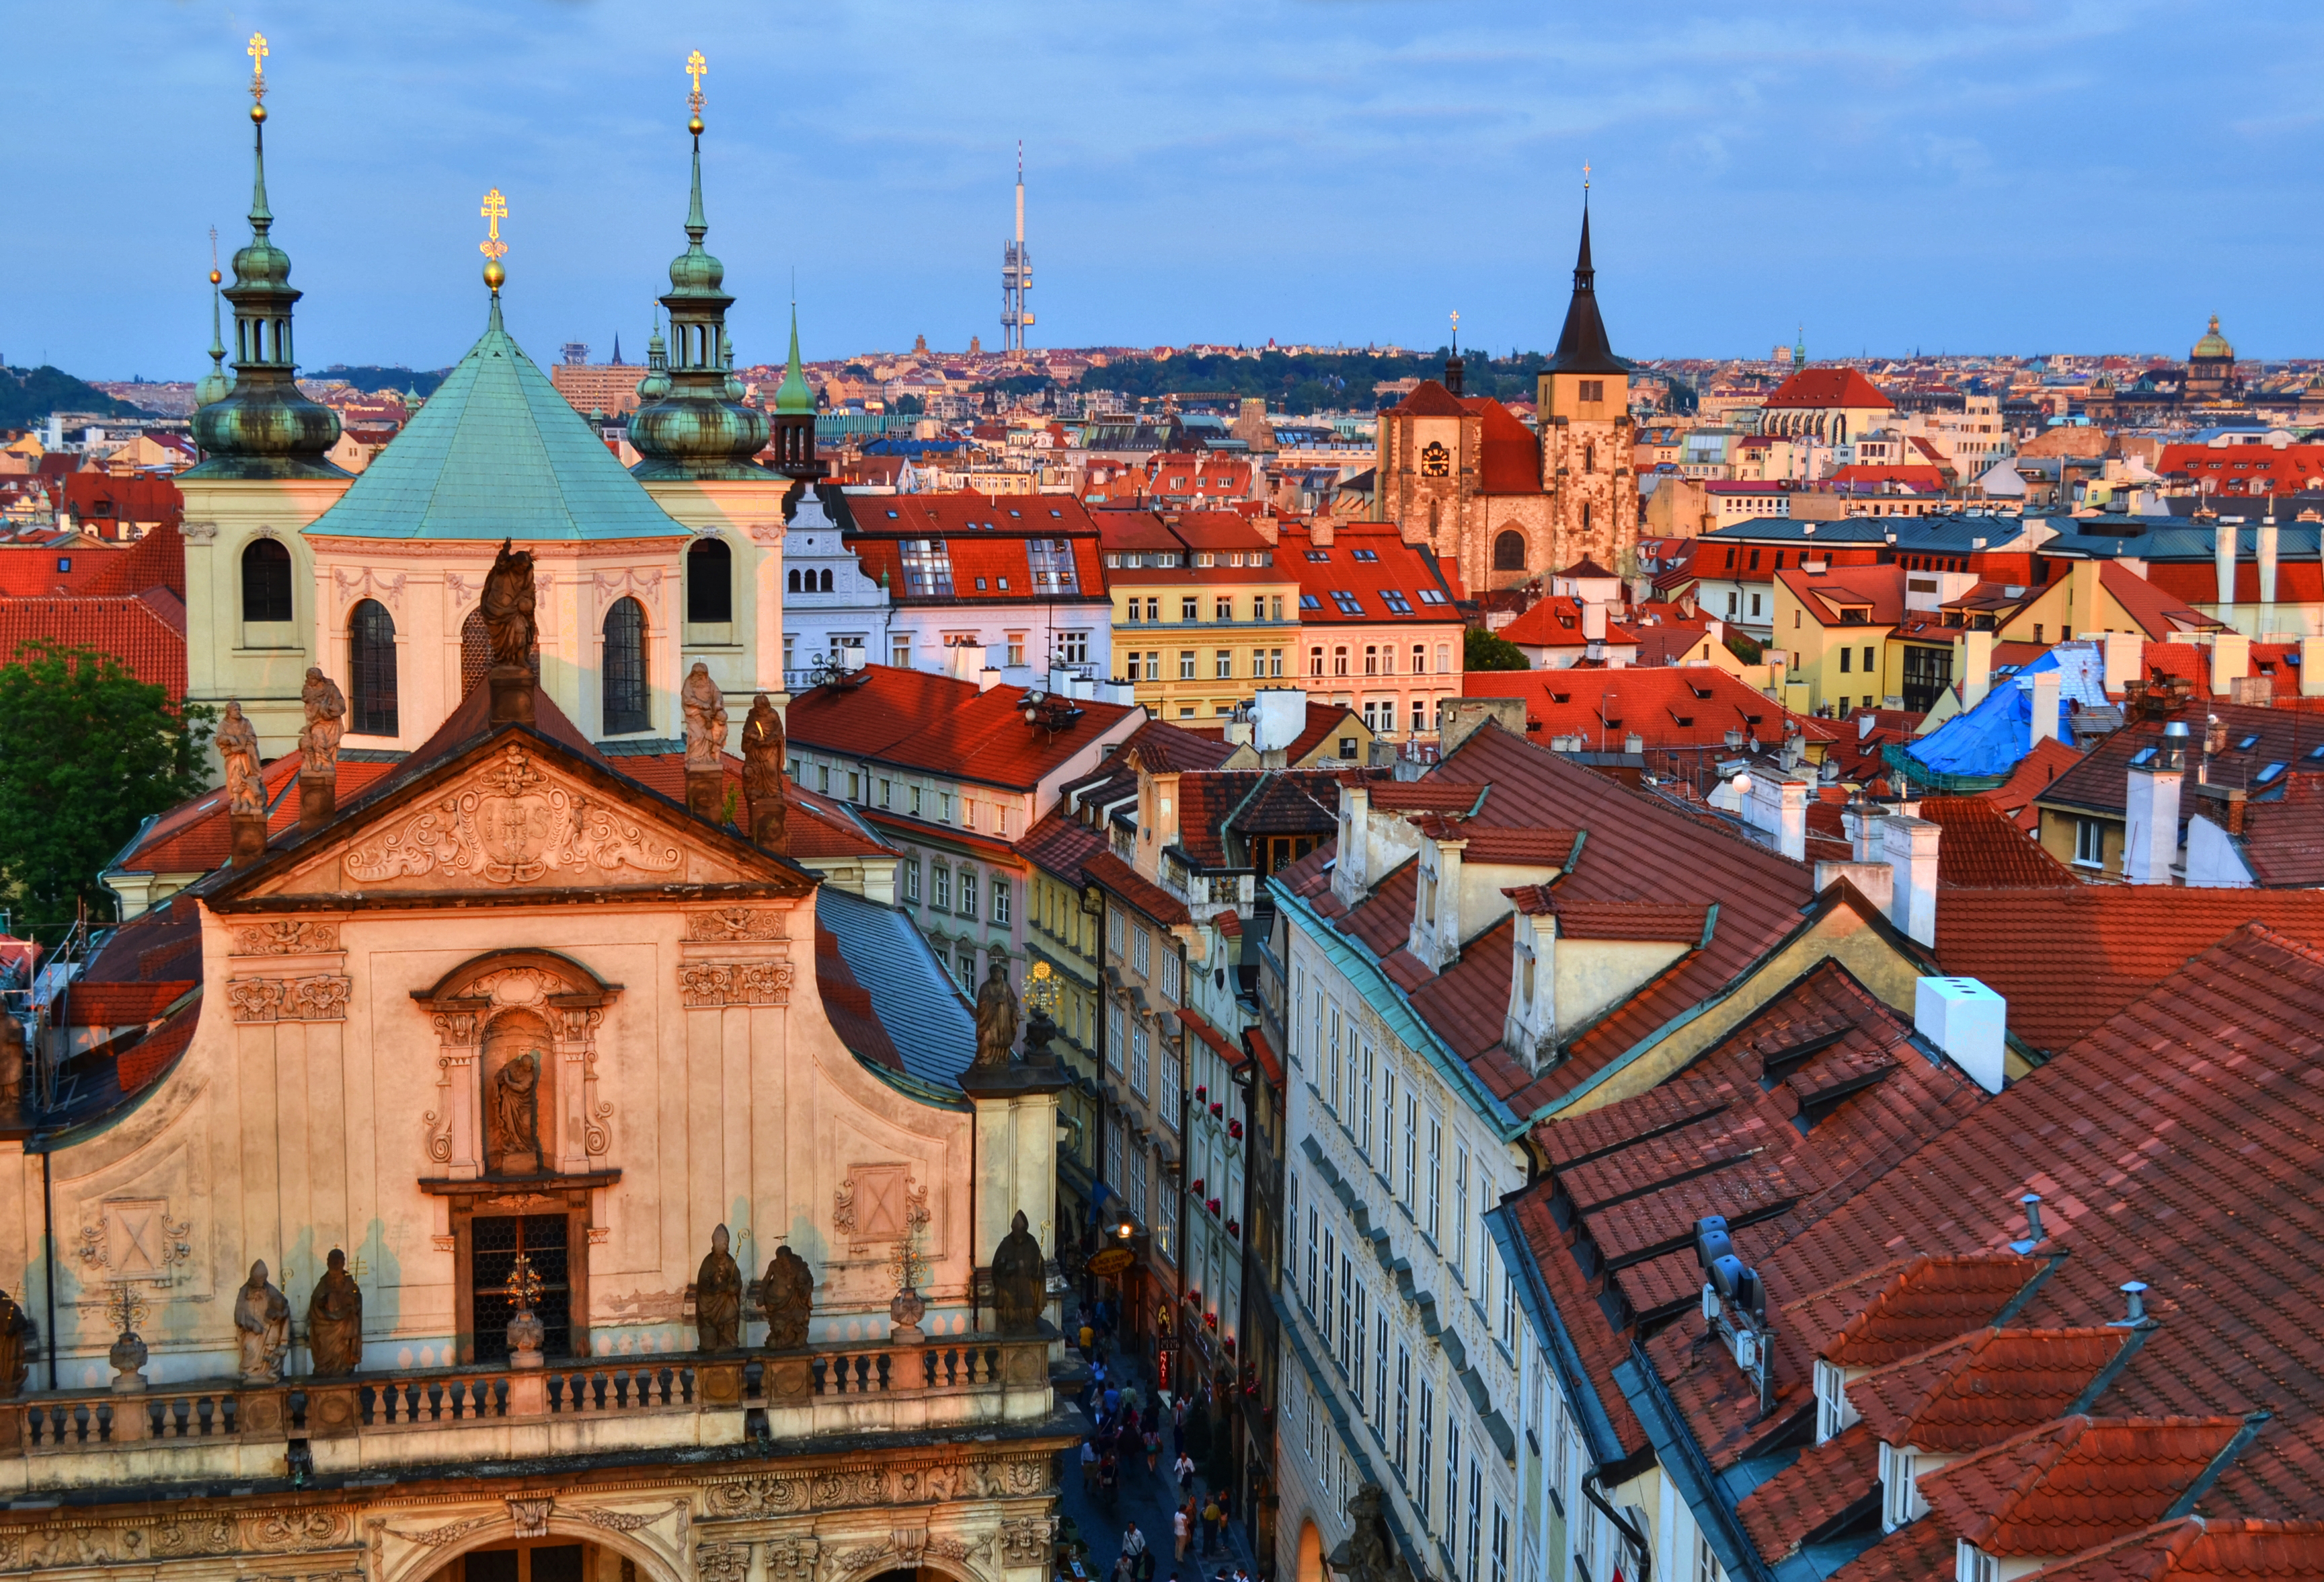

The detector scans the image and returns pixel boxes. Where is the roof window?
[1305,550,1331,562]
[1050,509,1063,518]
[1352,548,1379,562]
[1330,592,1364,615]
[2237,733,2260,751]
[1418,589,1447,605]
[1381,591,1413,614]
[2129,747,2157,767]
[2256,761,2286,785]
[1299,593,1321,610]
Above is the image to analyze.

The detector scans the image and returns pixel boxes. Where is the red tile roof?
[815,919,903,1073]
[1463,396,1545,495]
[1276,519,1463,628]
[59,979,194,1027]
[1926,1416,2249,1558]
[1850,1327,2132,1452]
[1783,564,1909,628]
[1497,596,1594,648]
[79,519,186,599]
[2102,563,2222,638]
[1765,369,1896,410]
[2017,1517,2324,1581]
[1082,849,1192,926]
[1821,1254,2050,1367]
[0,590,188,698]
[1827,464,1948,492]
[1915,795,2079,887]
[1931,887,2324,1057]
[1461,664,1839,752]
[786,665,1140,793]
[0,541,126,596]
[1738,1420,1880,1565]
[842,492,1108,607]
[2233,774,2324,887]
[616,753,896,862]
[1386,379,1469,417]
[1980,737,2088,833]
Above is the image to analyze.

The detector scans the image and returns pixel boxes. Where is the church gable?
[216,730,810,902]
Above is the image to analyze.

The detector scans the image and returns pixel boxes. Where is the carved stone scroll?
[685,907,787,942]
[346,747,681,886]
[677,961,795,1008]
[226,975,352,1024]
[232,921,343,956]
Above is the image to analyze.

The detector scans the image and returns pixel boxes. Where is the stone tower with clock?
[1535,202,1635,576]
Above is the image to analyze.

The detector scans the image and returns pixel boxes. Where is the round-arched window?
[1493,530,1526,571]
[687,537,733,624]
[242,537,293,623]
[603,596,650,735]
[349,599,398,736]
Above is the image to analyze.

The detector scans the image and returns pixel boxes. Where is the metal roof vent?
[2112,1280,2150,1327]
[2009,1193,2046,1254]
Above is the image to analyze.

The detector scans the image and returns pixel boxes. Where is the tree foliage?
[0,366,153,428]
[1464,626,1531,673]
[0,644,213,933]
[1724,630,1763,665]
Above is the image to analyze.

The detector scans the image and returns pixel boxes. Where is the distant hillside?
[0,366,155,430]
[313,365,449,397]
[1079,348,1555,415]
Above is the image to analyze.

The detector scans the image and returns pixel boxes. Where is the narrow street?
[1055,1349,1259,1582]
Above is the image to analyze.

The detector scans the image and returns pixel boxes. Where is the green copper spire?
[628,54,771,482]
[187,34,344,480]
[194,232,232,410]
[773,304,814,414]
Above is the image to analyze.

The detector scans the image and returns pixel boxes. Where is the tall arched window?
[1582,442,1596,474]
[787,568,802,594]
[241,537,293,623]
[349,599,398,736]
[819,568,834,593]
[1493,530,1526,571]
[687,537,733,624]
[603,596,650,735]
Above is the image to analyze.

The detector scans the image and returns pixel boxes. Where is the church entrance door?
[471,1213,572,1362]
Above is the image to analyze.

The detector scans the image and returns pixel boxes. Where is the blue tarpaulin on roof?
[1891,646,2081,788]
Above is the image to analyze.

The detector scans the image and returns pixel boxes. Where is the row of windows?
[1307,643,1455,678]
[1124,595,1290,624]
[899,860,1012,924]
[340,593,652,739]
[240,538,735,627]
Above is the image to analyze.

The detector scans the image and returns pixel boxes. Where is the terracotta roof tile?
[1551,898,1710,943]
[1825,1512,1958,1582]
[1277,519,1463,628]
[1083,850,1192,926]
[1980,737,2089,832]
[0,591,188,698]
[1850,1327,2132,1452]
[1462,664,1839,752]
[1821,1254,2048,1367]
[1916,795,2080,887]
[1927,1416,2249,1558]
[1765,369,1896,411]
[1738,1419,1879,1563]
[787,664,1140,792]
[2017,1516,2324,1581]
[2234,775,2324,887]
[60,979,193,1027]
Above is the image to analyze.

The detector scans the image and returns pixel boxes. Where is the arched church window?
[603,596,650,735]
[242,537,293,623]
[349,598,399,736]
[1493,531,1526,571]
[1583,442,1595,474]
[461,609,491,698]
[687,537,733,624]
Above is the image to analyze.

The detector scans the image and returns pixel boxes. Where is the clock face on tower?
[1420,441,1450,478]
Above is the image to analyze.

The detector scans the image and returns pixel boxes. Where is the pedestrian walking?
[1079,1318,1095,1359]
[1122,1523,1147,1562]
[1172,1506,1190,1562]
[1145,1426,1161,1473]
[1199,1499,1220,1557]
[1173,1452,1195,1495]
[1081,1439,1099,1493]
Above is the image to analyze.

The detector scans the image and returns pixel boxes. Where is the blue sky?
[9,1,2324,378]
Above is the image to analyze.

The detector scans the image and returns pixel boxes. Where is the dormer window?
[1955,1544,1999,1582]
[1878,1441,1924,1531]
[1814,1357,1857,1443]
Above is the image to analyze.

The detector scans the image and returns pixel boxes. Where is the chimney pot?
[2118,1280,2149,1326]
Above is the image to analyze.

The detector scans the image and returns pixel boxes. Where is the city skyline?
[8,1,2324,379]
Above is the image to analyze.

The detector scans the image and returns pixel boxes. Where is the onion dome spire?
[773,303,814,414]
[194,227,232,410]
[188,34,344,480]
[638,304,672,404]
[629,50,771,482]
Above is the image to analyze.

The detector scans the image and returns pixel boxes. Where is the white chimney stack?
[1960,630,1994,711]
[2028,671,2061,745]
[2257,517,2280,619]
[2124,722,2187,884]
[2214,522,2238,624]
[1253,687,1308,755]
[1333,782,1373,906]
[1915,976,2007,1095]
[2304,634,2324,700]
[1880,815,1941,947]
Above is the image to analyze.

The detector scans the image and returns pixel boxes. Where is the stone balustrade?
[0,1329,1054,1493]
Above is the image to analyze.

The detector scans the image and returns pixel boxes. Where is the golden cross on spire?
[479,188,509,260]
[1582,161,1591,189]
[685,49,707,115]
[247,31,269,102]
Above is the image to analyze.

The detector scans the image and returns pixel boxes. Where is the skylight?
[2237,733,2261,751]
[2256,761,2286,785]
[1381,591,1413,614]
[1352,548,1379,562]
[1418,589,1448,605]
[2130,747,2157,767]
[1331,592,1364,615]
[1305,550,1331,562]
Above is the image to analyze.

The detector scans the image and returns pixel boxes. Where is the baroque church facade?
[0,52,1073,1582]
[1369,208,1635,592]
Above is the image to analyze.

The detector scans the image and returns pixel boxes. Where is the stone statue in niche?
[298,668,346,776]
[481,539,538,667]
[681,662,728,771]
[760,1243,814,1351]
[991,1209,1046,1336]
[740,692,788,851]
[306,1248,363,1376]
[695,1224,742,1351]
[972,960,1021,1069]
[0,1287,34,1397]
[488,1049,543,1174]
[218,702,265,817]
[235,1260,290,1384]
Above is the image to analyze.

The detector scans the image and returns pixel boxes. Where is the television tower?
[1001,143,1033,354]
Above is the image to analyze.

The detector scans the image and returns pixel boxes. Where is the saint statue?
[759,1243,815,1351]
[488,1048,543,1173]
[681,662,728,770]
[695,1224,743,1351]
[306,1248,363,1377]
[972,961,1021,1069]
[234,1260,290,1384]
[218,702,264,817]
[991,1209,1046,1336]
[481,539,537,668]
[1335,1485,1417,1582]
[297,667,346,778]
[741,693,788,849]
[0,1287,33,1398]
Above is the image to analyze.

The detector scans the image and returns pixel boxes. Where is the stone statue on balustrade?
[235,1260,290,1384]
[741,692,788,851]
[682,663,728,771]
[218,702,265,817]
[695,1224,743,1352]
[481,539,537,667]
[991,1209,1046,1336]
[760,1243,814,1351]
[306,1248,363,1377]
[1333,1484,1420,1582]
[298,668,345,778]
[972,961,1021,1070]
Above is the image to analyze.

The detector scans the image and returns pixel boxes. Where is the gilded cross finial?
[247,32,269,103]
[1582,161,1591,189]
[479,188,509,294]
[686,49,707,114]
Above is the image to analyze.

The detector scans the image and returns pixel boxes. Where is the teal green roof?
[304,300,687,541]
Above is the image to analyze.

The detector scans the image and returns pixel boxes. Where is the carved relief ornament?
[227,974,352,1024]
[685,907,787,942]
[233,920,342,956]
[699,1454,1050,1519]
[677,960,795,1008]
[332,566,407,614]
[346,747,682,886]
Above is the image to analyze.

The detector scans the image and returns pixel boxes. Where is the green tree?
[1724,630,1763,665]
[0,643,213,933]
[1464,626,1530,673]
